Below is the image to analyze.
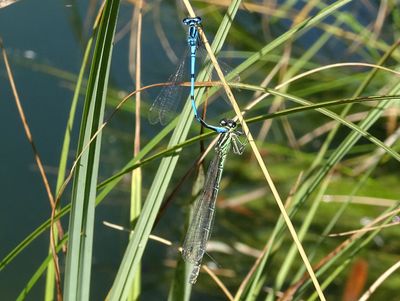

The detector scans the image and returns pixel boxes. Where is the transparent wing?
[148,52,188,125]
[182,153,224,265]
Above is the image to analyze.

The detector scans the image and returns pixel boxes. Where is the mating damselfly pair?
[149,17,246,284]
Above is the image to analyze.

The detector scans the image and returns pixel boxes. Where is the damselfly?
[149,17,238,132]
[182,118,245,284]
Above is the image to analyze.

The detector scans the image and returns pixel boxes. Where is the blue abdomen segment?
[183,17,229,134]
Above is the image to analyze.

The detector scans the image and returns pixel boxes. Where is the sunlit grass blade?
[269,176,332,301]
[63,0,120,300]
[0,0,19,9]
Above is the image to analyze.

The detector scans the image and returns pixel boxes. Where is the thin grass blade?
[63,0,120,300]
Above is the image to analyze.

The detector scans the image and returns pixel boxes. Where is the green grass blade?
[271,177,331,300]
[63,0,120,300]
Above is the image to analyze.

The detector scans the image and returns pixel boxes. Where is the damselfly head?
[219,118,237,129]
[183,17,202,26]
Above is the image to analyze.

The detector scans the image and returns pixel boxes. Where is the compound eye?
[195,16,202,23]
[220,118,227,126]
[227,120,236,128]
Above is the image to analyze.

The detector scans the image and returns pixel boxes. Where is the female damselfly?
[182,118,245,284]
[149,17,238,133]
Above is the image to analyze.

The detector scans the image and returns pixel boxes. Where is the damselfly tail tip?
[188,265,201,284]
